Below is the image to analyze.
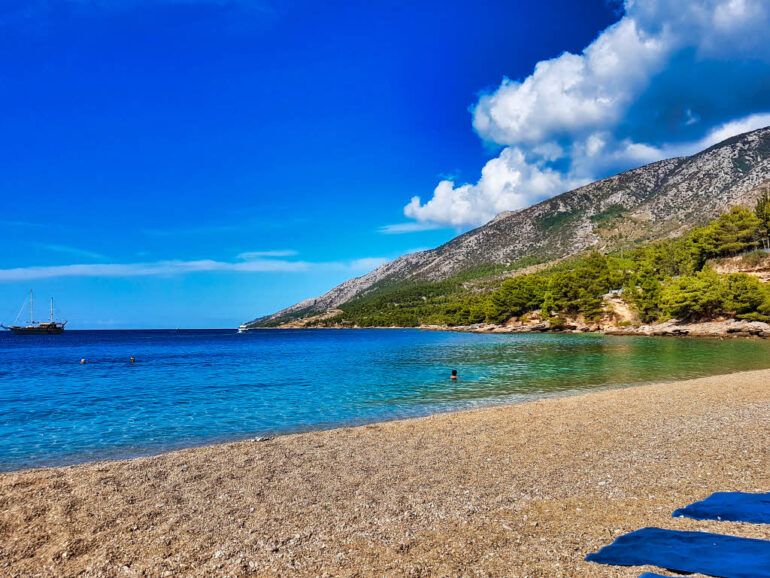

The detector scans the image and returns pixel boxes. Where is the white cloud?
[0,254,389,282]
[379,221,446,234]
[689,113,770,151]
[472,17,667,147]
[404,0,770,228]
[405,147,586,227]
[599,112,770,162]
[237,250,298,259]
[346,257,389,271]
[36,243,108,261]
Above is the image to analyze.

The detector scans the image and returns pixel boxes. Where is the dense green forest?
[309,193,770,328]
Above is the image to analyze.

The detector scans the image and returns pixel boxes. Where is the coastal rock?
[449,316,770,340]
[725,319,770,336]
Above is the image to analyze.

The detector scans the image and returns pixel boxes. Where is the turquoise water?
[1,329,770,471]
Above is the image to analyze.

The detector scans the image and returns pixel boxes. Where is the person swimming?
[450,369,458,379]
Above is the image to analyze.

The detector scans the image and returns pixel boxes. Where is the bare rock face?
[710,251,770,283]
[246,127,770,327]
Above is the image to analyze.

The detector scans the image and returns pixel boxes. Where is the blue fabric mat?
[585,527,770,578]
[673,491,770,524]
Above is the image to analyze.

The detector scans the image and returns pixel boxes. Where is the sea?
[2,328,770,472]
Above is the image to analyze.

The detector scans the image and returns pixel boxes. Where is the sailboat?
[2,290,67,334]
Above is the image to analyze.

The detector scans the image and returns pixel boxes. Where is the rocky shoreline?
[257,317,770,339]
[261,290,770,338]
[421,317,770,339]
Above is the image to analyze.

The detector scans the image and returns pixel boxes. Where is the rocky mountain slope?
[245,126,770,327]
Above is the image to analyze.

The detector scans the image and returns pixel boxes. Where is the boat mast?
[50,297,54,323]
[30,289,33,325]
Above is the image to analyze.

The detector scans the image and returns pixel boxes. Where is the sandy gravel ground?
[1,369,769,577]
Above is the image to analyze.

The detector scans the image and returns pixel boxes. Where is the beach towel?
[673,491,770,524]
[585,527,770,578]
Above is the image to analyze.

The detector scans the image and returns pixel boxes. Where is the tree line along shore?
[281,192,770,331]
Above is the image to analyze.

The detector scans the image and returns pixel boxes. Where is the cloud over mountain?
[0,254,389,281]
[404,0,770,228]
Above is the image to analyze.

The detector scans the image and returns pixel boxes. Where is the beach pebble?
[4,368,770,576]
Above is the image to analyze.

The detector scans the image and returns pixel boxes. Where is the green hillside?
[300,194,770,328]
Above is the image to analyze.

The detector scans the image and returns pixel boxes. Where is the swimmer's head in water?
[450,370,458,378]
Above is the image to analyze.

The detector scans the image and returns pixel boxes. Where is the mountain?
[245,126,770,327]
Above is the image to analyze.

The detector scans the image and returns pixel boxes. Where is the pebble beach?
[2,369,769,576]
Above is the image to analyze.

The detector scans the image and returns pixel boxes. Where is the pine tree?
[693,206,761,257]
[755,189,770,249]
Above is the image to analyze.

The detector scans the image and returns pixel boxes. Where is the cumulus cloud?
[404,148,586,226]
[0,254,389,282]
[404,0,770,228]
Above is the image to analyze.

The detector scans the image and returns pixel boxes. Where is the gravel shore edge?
[2,369,769,576]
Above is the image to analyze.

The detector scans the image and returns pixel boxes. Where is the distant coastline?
[244,318,770,339]
[428,318,770,339]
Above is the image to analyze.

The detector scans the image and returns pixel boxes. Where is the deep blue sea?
[2,329,770,472]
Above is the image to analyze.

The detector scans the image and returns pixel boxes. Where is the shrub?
[741,249,768,268]
[548,316,566,330]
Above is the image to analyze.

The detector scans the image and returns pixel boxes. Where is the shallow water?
[1,329,769,471]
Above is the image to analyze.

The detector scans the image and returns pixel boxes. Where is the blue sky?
[1,0,768,328]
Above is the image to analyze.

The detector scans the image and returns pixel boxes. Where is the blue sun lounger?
[585,527,770,578]
[673,491,770,524]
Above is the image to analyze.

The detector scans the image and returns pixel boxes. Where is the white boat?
[2,290,67,335]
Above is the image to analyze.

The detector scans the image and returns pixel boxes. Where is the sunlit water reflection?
[2,329,769,470]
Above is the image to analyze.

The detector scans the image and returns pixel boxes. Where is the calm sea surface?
[2,329,770,471]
